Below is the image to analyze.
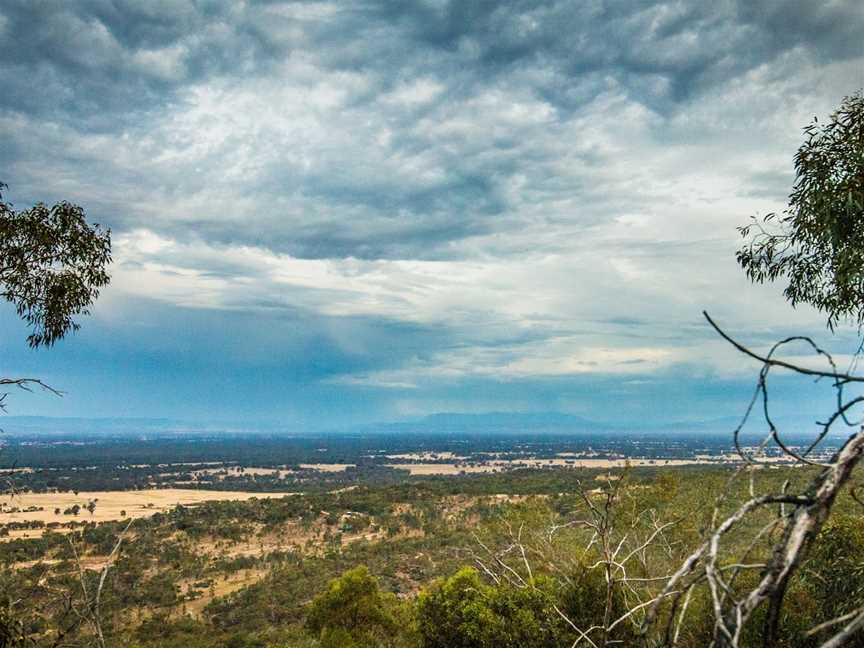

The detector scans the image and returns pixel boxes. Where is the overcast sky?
[1,1,862,429]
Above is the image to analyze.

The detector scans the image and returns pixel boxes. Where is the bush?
[305,566,397,647]
[416,567,574,648]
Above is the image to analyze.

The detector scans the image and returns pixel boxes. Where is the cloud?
[0,1,861,422]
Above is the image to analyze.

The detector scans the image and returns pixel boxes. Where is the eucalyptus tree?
[0,182,111,409]
[737,92,864,330]
[0,182,111,349]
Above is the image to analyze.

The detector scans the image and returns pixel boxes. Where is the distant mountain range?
[349,412,752,438]
[0,411,831,440]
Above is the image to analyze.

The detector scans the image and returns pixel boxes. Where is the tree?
[305,566,397,647]
[0,182,111,348]
[0,598,26,648]
[737,91,864,330]
[638,317,864,647]
[416,567,576,648]
[0,183,110,411]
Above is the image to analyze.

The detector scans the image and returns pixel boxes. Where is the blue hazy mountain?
[0,411,819,439]
[349,412,746,437]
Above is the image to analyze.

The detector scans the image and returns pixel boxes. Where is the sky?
[0,0,863,431]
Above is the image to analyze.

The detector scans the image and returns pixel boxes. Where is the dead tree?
[5,521,134,648]
[473,469,679,647]
[0,379,62,412]
[640,312,864,647]
[66,521,132,648]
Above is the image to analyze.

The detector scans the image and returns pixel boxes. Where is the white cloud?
[132,44,188,82]
[382,78,445,106]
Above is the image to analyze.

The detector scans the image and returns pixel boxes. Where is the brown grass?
[0,489,296,539]
[383,458,726,475]
[180,568,268,617]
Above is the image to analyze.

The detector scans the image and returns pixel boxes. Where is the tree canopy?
[0,183,111,347]
[737,91,864,330]
[416,567,579,648]
[305,565,397,647]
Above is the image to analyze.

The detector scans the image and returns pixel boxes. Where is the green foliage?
[793,513,864,647]
[558,562,634,639]
[305,566,397,647]
[132,615,215,648]
[416,567,573,648]
[0,599,27,648]
[807,514,864,610]
[0,182,111,347]
[737,91,864,329]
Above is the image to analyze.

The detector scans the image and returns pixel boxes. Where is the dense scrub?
[1,466,861,647]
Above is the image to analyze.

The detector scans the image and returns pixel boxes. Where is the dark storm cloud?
[2,0,861,260]
[0,0,294,130]
[358,0,863,108]
[3,0,858,120]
